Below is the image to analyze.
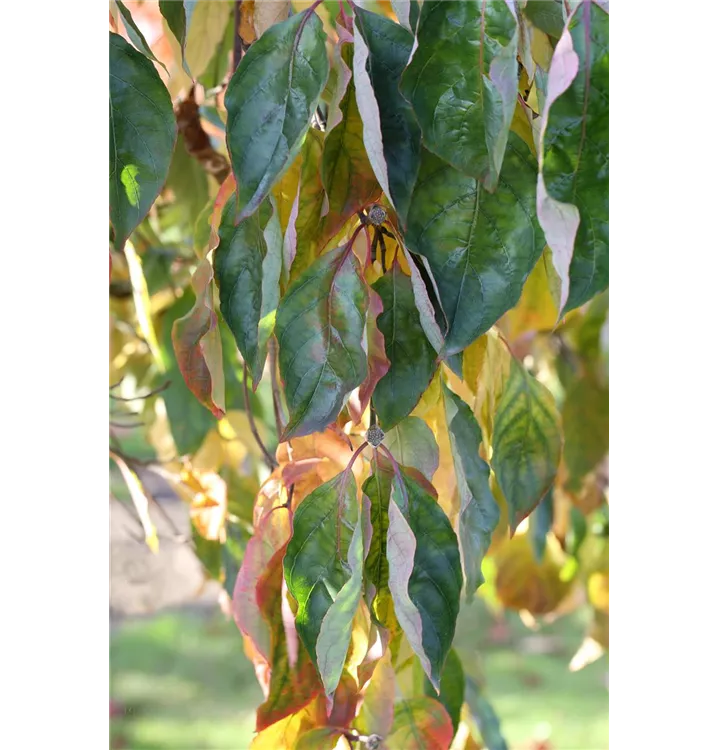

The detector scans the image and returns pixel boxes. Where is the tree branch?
[243,362,279,470]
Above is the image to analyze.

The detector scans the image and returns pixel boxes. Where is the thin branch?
[110,377,125,390]
[110,379,171,402]
[243,362,279,470]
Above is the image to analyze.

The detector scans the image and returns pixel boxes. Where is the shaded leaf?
[373,263,438,430]
[401,0,518,189]
[522,0,566,39]
[405,137,544,356]
[537,2,609,314]
[492,358,562,533]
[465,680,508,750]
[225,10,329,222]
[283,472,362,697]
[443,384,500,597]
[166,132,210,229]
[276,244,368,440]
[363,453,394,618]
[424,648,464,738]
[354,6,422,226]
[386,697,454,750]
[562,372,609,482]
[387,468,462,690]
[109,33,176,250]
[159,0,189,75]
[184,0,232,79]
[530,489,554,562]
[353,287,390,423]
[383,417,439,482]
[115,1,168,72]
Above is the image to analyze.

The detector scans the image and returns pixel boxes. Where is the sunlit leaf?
[276,243,368,440]
[225,10,329,222]
[386,697,454,750]
[383,417,439,482]
[405,137,544,356]
[110,33,176,250]
[492,358,562,533]
[443,384,500,597]
[373,262,438,430]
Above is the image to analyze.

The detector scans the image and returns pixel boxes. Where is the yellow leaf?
[501,249,559,340]
[345,600,371,682]
[272,151,303,234]
[184,0,232,79]
[250,694,326,750]
[219,410,270,463]
[588,571,609,614]
[531,28,554,72]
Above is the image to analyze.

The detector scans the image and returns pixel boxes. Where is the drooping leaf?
[405,136,544,356]
[373,263,438,430]
[171,257,226,419]
[115,1,168,72]
[225,10,329,222]
[387,468,462,691]
[386,697,454,750]
[110,451,159,553]
[320,45,383,248]
[296,728,351,750]
[562,372,609,483]
[363,453,394,615]
[275,243,369,440]
[214,197,281,386]
[442,384,500,597]
[383,417,439,482]
[424,648,465,738]
[353,6,422,227]
[401,0,518,189]
[404,251,445,355]
[283,472,363,697]
[250,695,326,750]
[530,489,554,562]
[356,649,396,739]
[492,358,562,533]
[159,0,189,75]
[522,0,566,39]
[537,2,609,314]
[353,287,390,424]
[109,33,176,250]
[184,0,232,79]
[465,680,508,750]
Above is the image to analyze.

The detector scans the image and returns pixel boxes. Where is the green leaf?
[562,373,609,483]
[159,0,190,76]
[522,0,566,39]
[363,454,394,607]
[387,468,462,691]
[166,133,210,229]
[283,472,363,697]
[184,0,232,80]
[424,648,465,738]
[530,489,554,563]
[353,7,422,226]
[492,358,562,534]
[537,2,609,314]
[383,417,439,482]
[465,679,508,750]
[443,384,500,597]
[401,0,518,189]
[386,697,454,750]
[225,10,329,222]
[109,33,176,251]
[275,244,368,440]
[320,45,382,247]
[405,137,544,355]
[115,1,168,72]
[372,263,438,431]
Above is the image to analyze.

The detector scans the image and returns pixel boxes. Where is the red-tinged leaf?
[256,545,324,732]
[351,287,390,423]
[171,258,225,418]
[356,648,396,739]
[232,497,292,662]
[386,697,454,750]
[327,674,360,728]
[251,694,327,750]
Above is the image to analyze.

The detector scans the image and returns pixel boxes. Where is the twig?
[110,377,124,390]
[243,362,279,470]
[110,379,171,402]
[268,337,286,436]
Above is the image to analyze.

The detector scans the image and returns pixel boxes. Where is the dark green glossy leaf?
[522,0,566,38]
[530,489,554,563]
[115,1,168,72]
[538,3,609,314]
[354,7,422,227]
[405,136,544,355]
[387,468,462,690]
[465,679,508,750]
[373,263,438,430]
[562,373,609,483]
[109,33,176,251]
[386,697,454,750]
[443,384,500,597]
[225,10,329,222]
[283,472,363,697]
[275,245,368,440]
[492,358,562,534]
[214,198,281,386]
[159,0,191,76]
[401,0,518,189]
[363,454,393,606]
[424,648,465,738]
[383,417,439,481]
